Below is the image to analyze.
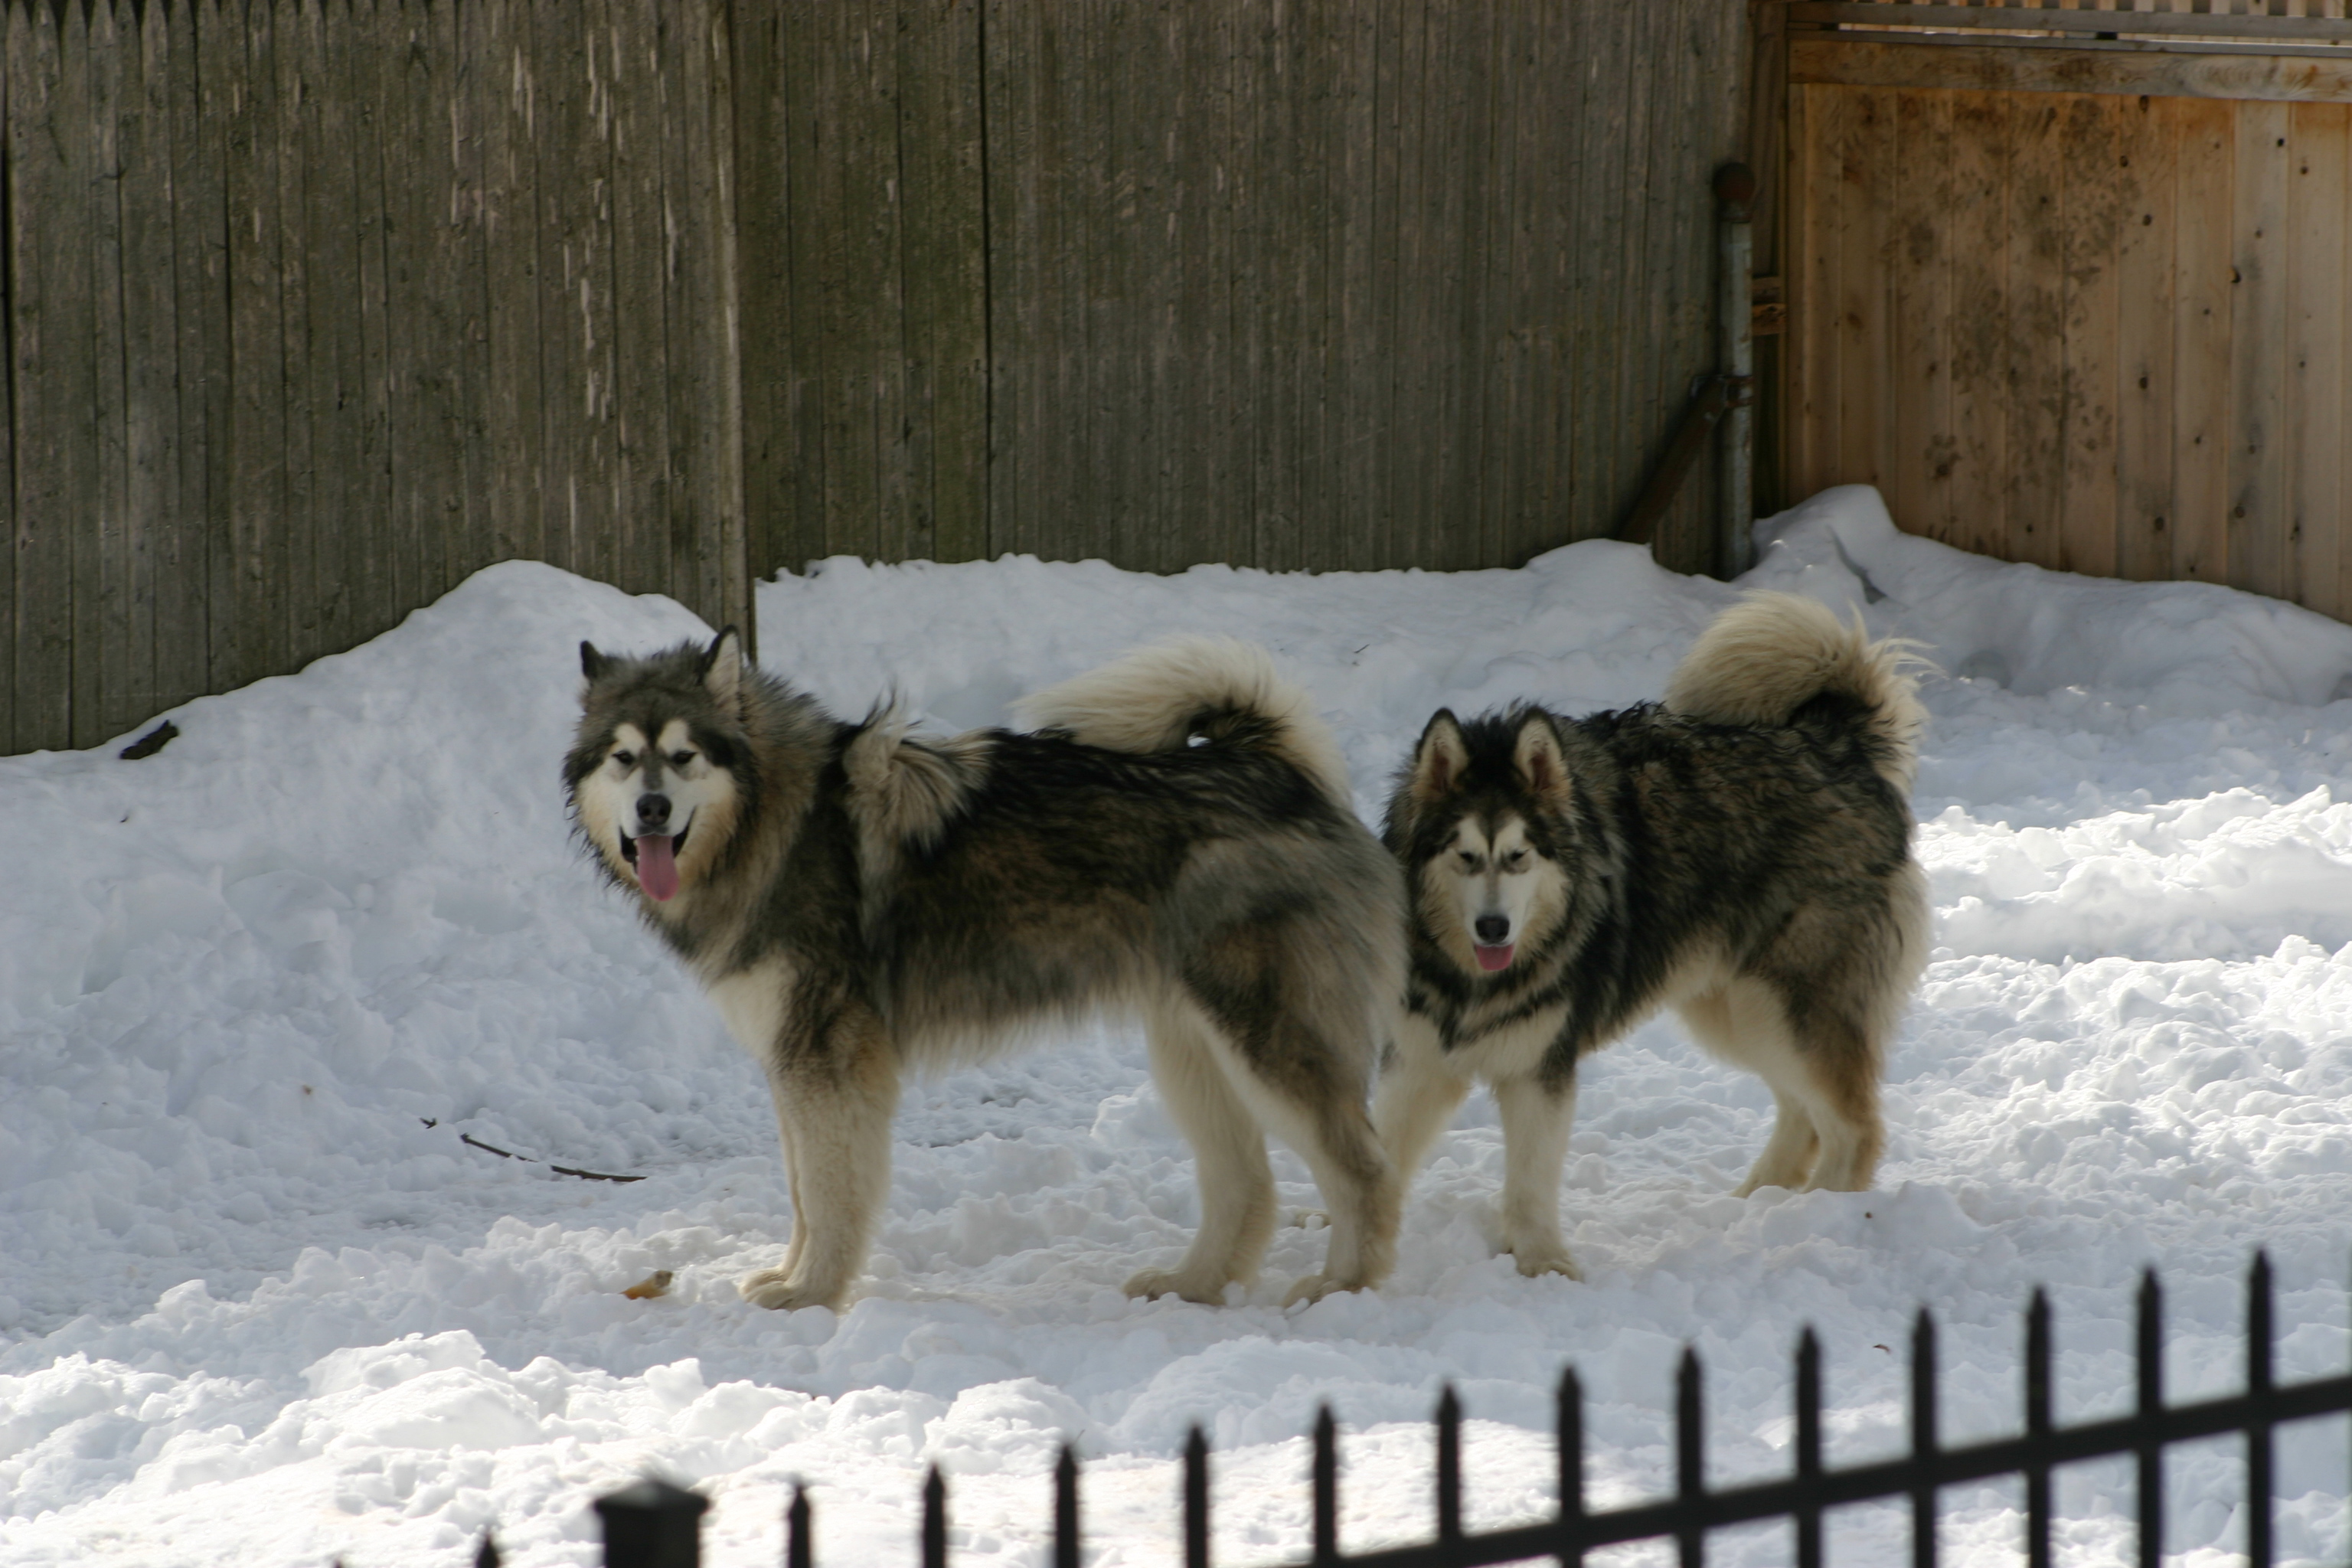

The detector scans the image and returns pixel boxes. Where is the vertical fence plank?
[230,0,292,691]
[606,0,671,593]
[2172,96,2234,584]
[1834,87,1893,504]
[5,0,80,751]
[729,0,789,581]
[980,0,1034,560]
[272,0,321,676]
[122,0,187,731]
[1789,82,1834,502]
[62,0,105,749]
[776,0,828,572]
[2004,93,2066,571]
[2287,103,2346,620]
[897,0,985,567]
[1948,90,2011,562]
[1888,88,1954,544]
[2230,99,2291,598]
[478,0,543,575]
[98,0,155,743]
[2060,93,2122,580]
[2115,93,2178,583]
[300,0,361,662]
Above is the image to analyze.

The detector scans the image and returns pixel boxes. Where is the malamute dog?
[567,631,1404,1312]
[1377,593,1929,1279]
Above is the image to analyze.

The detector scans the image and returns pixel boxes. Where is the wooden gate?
[1782,0,2352,620]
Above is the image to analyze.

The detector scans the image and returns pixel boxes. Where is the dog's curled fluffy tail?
[1014,637,1356,808]
[1664,592,1928,792]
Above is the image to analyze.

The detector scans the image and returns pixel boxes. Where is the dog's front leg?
[738,1003,900,1312]
[1492,1071,1579,1279]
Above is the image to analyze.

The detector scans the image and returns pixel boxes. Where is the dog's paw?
[737,1266,840,1312]
[1508,1243,1581,1281]
[1288,1207,1329,1230]
[1281,1272,1370,1307]
[1122,1267,1230,1305]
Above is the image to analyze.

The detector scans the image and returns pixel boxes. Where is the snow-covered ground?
[3,485,2350,1567]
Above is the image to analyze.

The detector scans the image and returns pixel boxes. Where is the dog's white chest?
[706,960,794,1057]
[1441,1002,1568,1080]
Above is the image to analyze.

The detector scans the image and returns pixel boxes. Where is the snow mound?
[3,491,2348,1567]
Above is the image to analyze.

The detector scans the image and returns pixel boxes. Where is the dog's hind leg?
[738,1004,900,1312]
[1493,1072,1579,1278]
[1126,998,1279,1305]
[1685,975,1879,1195]
[1373,1012,1473,1184]
[1679,985,1821,1194]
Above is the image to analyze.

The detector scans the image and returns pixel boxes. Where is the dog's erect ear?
[701,626,744,710]
[1511,710,1572,806]
[580,641,609,682]
[1410,710,1470,803]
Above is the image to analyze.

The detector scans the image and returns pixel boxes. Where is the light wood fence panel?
[1787,3,2352,621]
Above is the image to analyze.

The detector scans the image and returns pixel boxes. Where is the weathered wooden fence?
[734,0,1753,581]
[2,0,749,755]
[3,0,1755,756]
[1781,0,2352,619]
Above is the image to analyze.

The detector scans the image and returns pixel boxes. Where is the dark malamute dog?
[1377,593,1929,1279]
[567,631,1404,1312]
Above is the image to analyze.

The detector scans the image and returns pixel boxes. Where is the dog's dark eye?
[1501,849,1528,871]
[670,750,695,768]
[613,750,636,769]
[1456,851,1479,871]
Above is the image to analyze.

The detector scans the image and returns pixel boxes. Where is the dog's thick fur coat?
[1377,593,1929,1278]
[567,632,1405,1311]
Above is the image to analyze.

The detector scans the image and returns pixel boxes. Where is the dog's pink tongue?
[635,835,680,902]
[1475,943,1514,972]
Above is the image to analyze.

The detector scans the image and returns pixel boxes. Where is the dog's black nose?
[1474,914,1509,943]
[637,793,672,829]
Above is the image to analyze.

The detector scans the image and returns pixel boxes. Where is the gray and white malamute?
[567,632,1404,1312]
[1378,593,1929,1279]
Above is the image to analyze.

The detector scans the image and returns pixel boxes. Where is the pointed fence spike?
[1556,1366,1586,1568]
[1675,1348,1704,1568]
[2137,1269,2163,1568]
[2248,1251,2275,1568]
[786,1481,811,1568]
[2026,1289,2053,1568]
[1913,1308,1939,1568]
[1795,1328,1823,1568]
[1184,1426,1210,1568]
[1054,1443,1080,1568]
[923,1465,947,1568]
[1312,1405,1338,1565]
[1436,1383,1462,1543]
[474,1530,499,1568]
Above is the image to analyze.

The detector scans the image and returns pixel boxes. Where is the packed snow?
[3,485,2350,1567]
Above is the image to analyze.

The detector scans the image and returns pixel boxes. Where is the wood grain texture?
[2114,93,2178,583]
[2288,103,2347,618]
[3,0,1753,750]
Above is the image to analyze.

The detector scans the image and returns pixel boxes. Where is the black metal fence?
[557,1252,2350,1568]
